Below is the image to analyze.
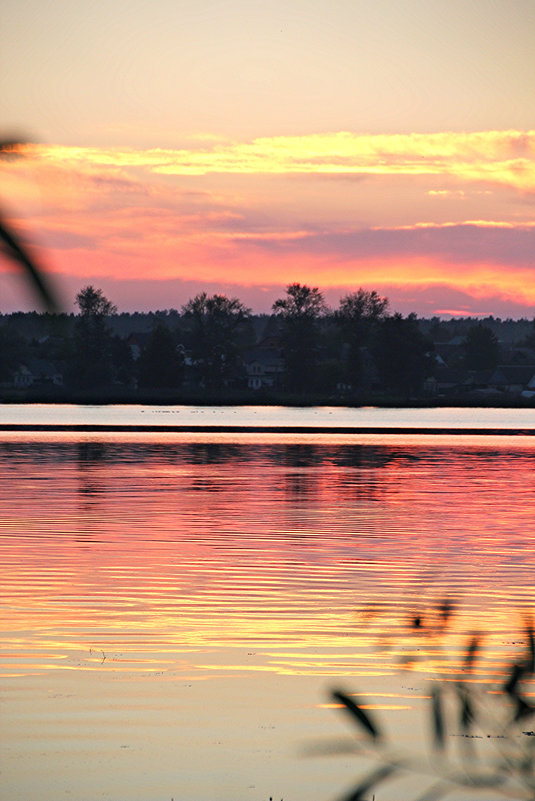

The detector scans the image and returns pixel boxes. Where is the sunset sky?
[2,0,535,317]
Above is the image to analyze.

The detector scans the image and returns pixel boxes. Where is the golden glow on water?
[2,433,535,800]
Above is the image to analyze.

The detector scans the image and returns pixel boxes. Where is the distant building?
[10,360,63,388]
[243,336,285,390]
[126,332,152,361]
[488,365,535,394]
[12,365,33,388]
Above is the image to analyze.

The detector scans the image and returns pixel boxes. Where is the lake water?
[2,406,535,801]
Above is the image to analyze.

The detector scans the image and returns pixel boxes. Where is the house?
[126,332,152,361]
[243,336,285,390]
[501,346,535,365]
[488,365,535,394]
[434,336,466,367]
[12,365,34,388]
[521,372,535,399]
[433,367,468,395]
[9,360,64,388]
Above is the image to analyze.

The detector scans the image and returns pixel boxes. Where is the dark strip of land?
[0,424,534,435]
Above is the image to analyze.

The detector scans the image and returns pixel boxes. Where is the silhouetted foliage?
[137,322,184,389]
[519,318,535,350]
[76,285,117,318]
[3,281,535,401]
[463,323,500,370]
[273,283,327,319]
[336,289,389,387]
[318,603,535,801]
[373,313,434,395]
[1,139,62,313]
[68,286,117,389]
[332,689,381,741]
[182,292,251,389]
[313,357,347,393]
[110,334,134,385]
[0,323,28,381]
[272,283,327,393]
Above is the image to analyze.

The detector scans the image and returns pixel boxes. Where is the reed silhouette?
[1,138,61,312]
[314,600,535,801]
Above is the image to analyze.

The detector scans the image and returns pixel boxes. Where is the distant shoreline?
[1,423,534,435]
[1,391,535,409]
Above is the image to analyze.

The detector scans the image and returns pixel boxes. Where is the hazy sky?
[2,0,535,316]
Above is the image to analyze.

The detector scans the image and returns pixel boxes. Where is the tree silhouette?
[272,283,327,393]
[336,289,389,388]
[373,313,434,396]
[110,334,134,386]
[68,286,117,389]
[0,323,28,382]
[463,323,500,370]
[182,292,251,389]
[272,283,327,319]
[138,322,184,389]
[76,285,117,318]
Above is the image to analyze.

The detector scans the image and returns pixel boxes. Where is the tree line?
[1,283,533,400]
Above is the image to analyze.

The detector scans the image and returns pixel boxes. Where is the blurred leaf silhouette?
[332,690,382,742]
[1,138,61,312]
[313,599,535,801]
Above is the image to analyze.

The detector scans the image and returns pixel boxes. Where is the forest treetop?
[1,282,535,402]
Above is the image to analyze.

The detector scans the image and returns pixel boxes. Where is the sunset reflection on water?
[2,433,535,800]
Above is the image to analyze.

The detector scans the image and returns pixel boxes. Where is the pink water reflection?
[2,433,535,801]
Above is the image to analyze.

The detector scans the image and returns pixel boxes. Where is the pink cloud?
[3,133,535,317]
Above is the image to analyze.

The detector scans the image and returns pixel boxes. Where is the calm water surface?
[2,423,535,800]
